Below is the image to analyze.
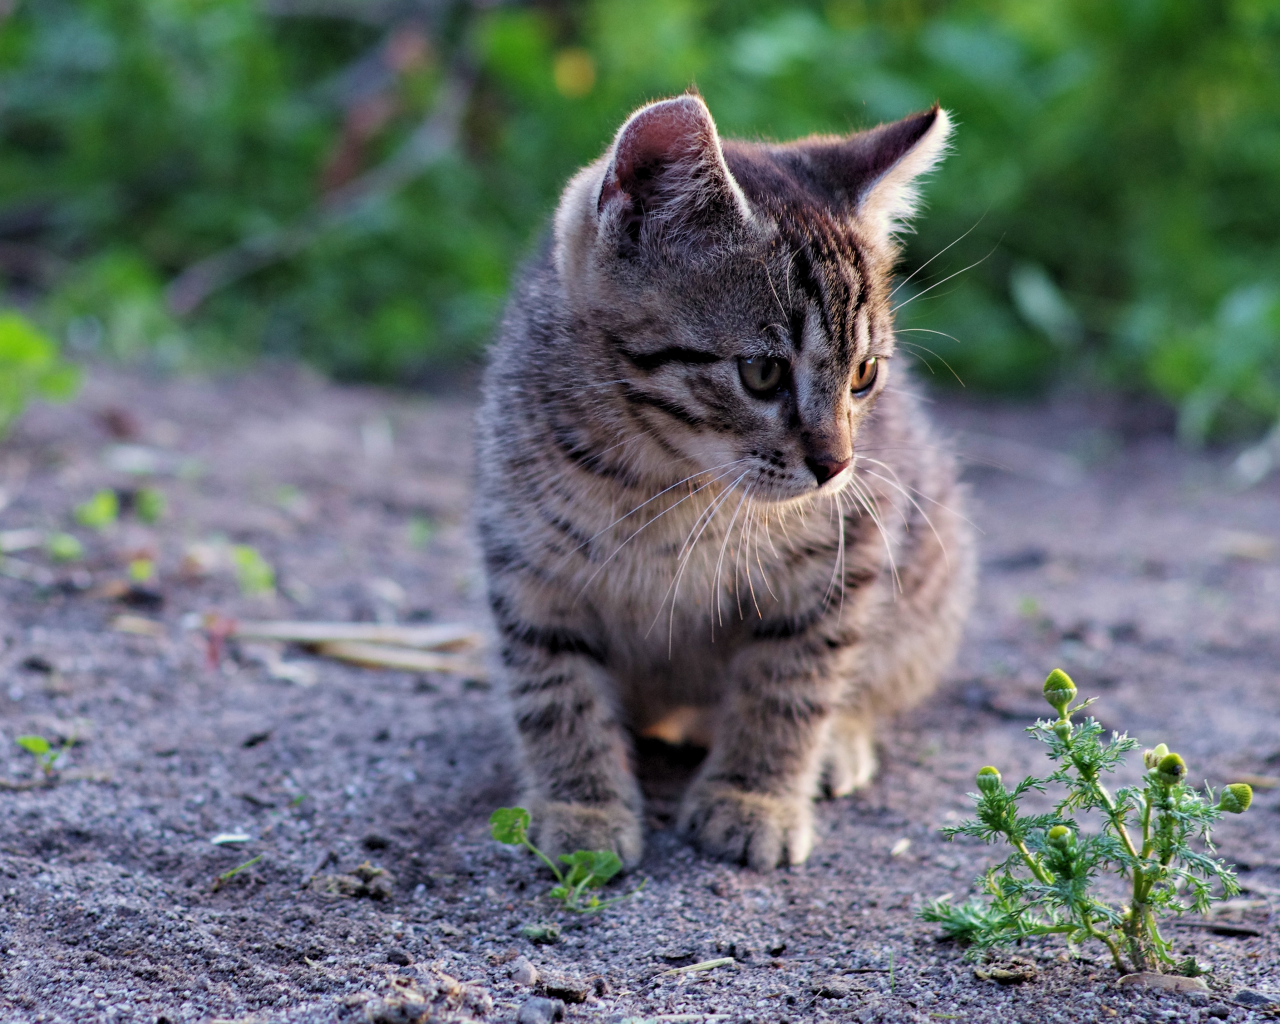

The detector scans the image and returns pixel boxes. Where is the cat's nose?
[805,455,851,485]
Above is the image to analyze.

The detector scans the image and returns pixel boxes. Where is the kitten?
[476,94,974,871]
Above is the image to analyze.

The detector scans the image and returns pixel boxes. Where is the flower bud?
[1218,783,1253,814]
[976,766,1003,796]
[1047,825,1074,849]
[1153,752,1187,786]
[1142,743,1169,770]
[1042,669,1077,715]
[1053,721,1073,742]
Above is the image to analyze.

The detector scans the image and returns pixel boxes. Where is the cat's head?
[553,93,951,504]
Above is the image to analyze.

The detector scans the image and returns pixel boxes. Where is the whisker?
[889,213,987,299]
[891,243,999,316]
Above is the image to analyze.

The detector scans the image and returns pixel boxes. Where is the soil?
[0,365,1277,1024]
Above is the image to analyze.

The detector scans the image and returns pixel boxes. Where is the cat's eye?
[851,357,879,395]
[739,356,785,396]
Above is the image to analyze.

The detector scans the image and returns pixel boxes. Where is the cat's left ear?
[803,105,953,242]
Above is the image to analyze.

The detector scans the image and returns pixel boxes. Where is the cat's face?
[553,96,951,505]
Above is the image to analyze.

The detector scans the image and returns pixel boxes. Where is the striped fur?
[476,95,974,870]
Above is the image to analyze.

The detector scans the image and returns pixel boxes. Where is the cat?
[476,94,974,871]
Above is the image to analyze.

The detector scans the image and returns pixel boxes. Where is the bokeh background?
[3,0,1279,442]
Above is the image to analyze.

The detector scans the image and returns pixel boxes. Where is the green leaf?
[557,849,623,888]
[135,488,167,525]
[230,544,274,596]
[46,533,84,562]
[74,490,119,529]
[16,735,51,756]
[489,806,531,845]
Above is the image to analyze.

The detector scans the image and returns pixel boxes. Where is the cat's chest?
[566,484,849,632]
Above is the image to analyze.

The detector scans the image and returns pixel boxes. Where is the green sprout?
[921,668,1251,977]
[128,558,155,583]
[74,489,119,529]
[134,487,167,524]
[489,806,645,914]
[230,544,275,596]
[46,533,83,562]
[407,516,434,549]
[212,854,262,892]
[15,734,70,778]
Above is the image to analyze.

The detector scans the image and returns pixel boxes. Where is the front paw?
[678,783,813,870]
[528,801,644,869]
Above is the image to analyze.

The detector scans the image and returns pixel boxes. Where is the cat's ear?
[804,105,953,242]
[597,95,751,256]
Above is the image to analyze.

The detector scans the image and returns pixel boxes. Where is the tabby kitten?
[477,95,974,871]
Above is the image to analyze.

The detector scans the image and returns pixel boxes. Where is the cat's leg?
[819,712,878,797]
[677,643,848,870]
[499,626,644,868]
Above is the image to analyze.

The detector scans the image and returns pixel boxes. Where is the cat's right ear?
[595,95,752,258]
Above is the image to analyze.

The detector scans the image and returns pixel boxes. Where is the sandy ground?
[0,365,1277,1024]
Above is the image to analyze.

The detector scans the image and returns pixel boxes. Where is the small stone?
[542,972,591,1004]
[1207,1004,1231,1019]
[767,940,787,956]
[510,957,538,987]
[813,978,853,999]
[658,945,697,962]
[516,996,565,1024]
[1234,989,1278,1007]
[386,949,412,966]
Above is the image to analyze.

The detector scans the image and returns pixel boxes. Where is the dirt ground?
[0,364,1277,1024]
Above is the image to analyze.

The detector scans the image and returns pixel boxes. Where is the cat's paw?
[528,801,644,869]
[678,784,813,870]
[819,717,878,797]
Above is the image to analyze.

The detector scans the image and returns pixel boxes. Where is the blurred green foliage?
[0,309,80,434]
[2,0,1278,439]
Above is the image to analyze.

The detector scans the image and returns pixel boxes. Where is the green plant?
[134,488,167,525]
[45,533,83,562]
[921,668,1252,976]
[15,735,69,778]
[230,544,275,596]
[489,806,643,914]
[74,489,119,530]
[212,854,262,892]
[0,312,80,437]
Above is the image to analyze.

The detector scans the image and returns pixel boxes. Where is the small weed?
[134,487,166,524]
[407,516,434,549]
[46,533,83,562]
[0,311,80,437]
[212,854,262,892]
[15,734,70,778]
[490,806,645,914]
[921,668,1252,976]
[74,489,119,529]
[128,558,155,583]
[230,544,274,596]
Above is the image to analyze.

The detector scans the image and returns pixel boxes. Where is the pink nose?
[806,455,851,485]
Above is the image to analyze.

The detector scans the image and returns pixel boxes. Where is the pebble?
[516,996,565,1024]
[1207,1004,1231,1019]
[1235,989,1278,1007]
[509,957,538,987]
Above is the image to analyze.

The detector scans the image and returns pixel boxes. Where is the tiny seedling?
[407,516,434,549]
[212,854,262,892]
[490,806,644,914]
[134,487,167,524]
[74,489,119,529]
[15,734,70,778]
[128,558,155,583]
[46,532,83,562]
[921,669,1253,976]
[230,544,275,596]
